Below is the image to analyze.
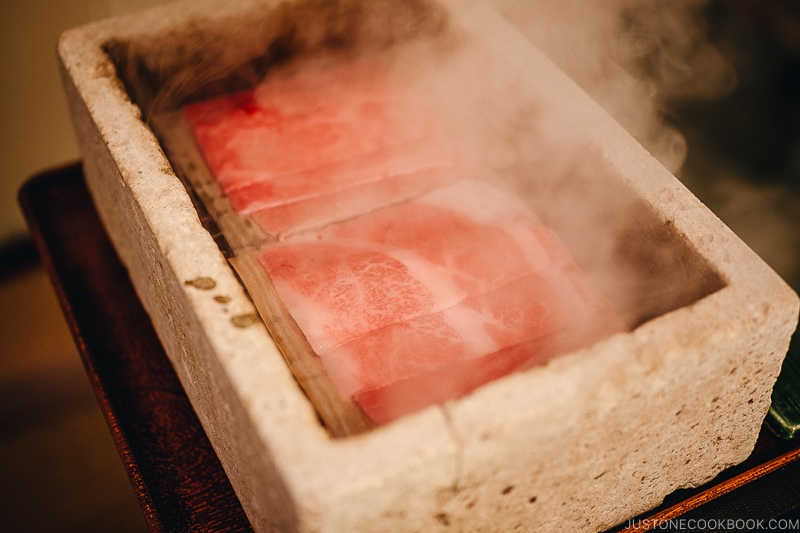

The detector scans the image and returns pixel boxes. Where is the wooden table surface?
[19,162,800,532]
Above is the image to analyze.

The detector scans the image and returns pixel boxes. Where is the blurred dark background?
[675,0,800,291]
[1,3,165,532]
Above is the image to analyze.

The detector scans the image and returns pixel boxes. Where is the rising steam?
[113,0,736,176]
[110,0,736,330]
[488,0,736,174]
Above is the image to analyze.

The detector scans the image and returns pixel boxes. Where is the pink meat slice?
[322,272,562,397]
[323,312,468,399]
[318,200,533,296]
[259,241,437,353]
[244,163,455,236]
[354,338,556,425]
[183,59,457,235]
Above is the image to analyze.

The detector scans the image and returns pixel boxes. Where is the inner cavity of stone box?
[102,0,725,437]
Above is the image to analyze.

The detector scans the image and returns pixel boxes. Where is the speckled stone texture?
[58,0,799,531]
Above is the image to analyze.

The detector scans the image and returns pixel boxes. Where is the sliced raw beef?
[184,59,457,236]
[257,180,627,423]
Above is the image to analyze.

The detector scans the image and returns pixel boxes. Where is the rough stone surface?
[58,1,799,531]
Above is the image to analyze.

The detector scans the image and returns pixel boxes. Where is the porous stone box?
[58,0,799,531]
